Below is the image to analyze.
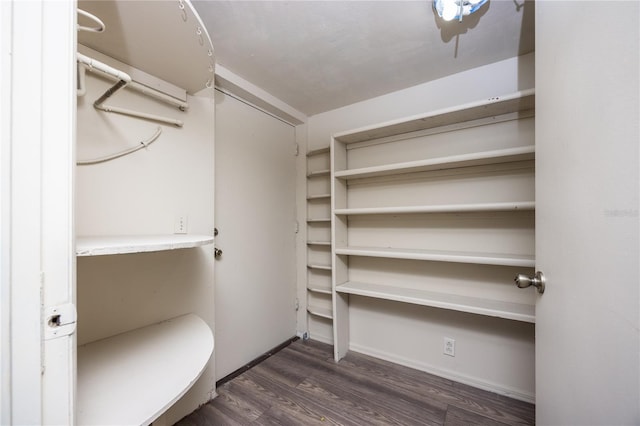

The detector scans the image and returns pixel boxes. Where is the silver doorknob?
[214,248,223,259]
[514,271,545,294]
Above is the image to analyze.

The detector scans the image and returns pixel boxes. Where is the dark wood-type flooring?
[176,339,535,426]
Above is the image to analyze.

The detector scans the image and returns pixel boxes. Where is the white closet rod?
[77,53,186,127]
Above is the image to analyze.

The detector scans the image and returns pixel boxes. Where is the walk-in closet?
[1,1,638,425]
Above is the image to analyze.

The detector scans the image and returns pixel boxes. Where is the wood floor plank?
[444,405,512,426]
[175,339,535,426]
[300,375,446,426]
[212,381,270,423]
[334,349,533,425]
[245,368,357,425]
[254,350,315,387]
[259,344,448,425]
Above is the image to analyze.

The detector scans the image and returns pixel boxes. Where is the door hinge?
[294,220,299,234]
[44,303,77,340]
[295,298,300,311]
[294,143,299,157]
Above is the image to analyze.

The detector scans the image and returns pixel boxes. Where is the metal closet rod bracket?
[77,53,186,127]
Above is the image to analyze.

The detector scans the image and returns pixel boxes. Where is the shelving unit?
[77,314,214,425]
[331,90,536,360]
[305,146,334,343]
[73,1,217,422]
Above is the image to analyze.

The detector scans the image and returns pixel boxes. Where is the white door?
[535,2,639,423]
[214,92,298,379]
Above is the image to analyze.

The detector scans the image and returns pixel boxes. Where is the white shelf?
[77,314,214,425]
[307,169,331,178]
[334,90,535,144]
[334,146,535,180]
[307,285,332,295]
[307,264,332,271]
[335,246,535,268]
[335,201,535,216]
[307,305,333,320]
[307,218,331,223]
[76,234,214,256]
[307,147,330,156]
[336,281,534,323]
[307,193,331,200]
[307,241,332,246]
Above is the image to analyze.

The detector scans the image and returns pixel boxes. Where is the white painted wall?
[76,66,216,424]
[302,53,537,400]
[214,91,297,380]
[535,2,639,423]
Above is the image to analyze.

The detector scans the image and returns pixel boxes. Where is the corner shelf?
[306,146,334,342]
[307,147,330,156]
[307,169,330,178]
[306,218,331,224]
[76,234,214,256]
[307,305,333,320]
[308,285,332,295]
[307,264,332,271]
[77,314,214,425]
[336,281,534,323]
[307,194,331,200]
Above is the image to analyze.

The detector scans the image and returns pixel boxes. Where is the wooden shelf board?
[307,147,330,156]
[334,90,535,144]
[307,169,331,178]
[336,281,534,323]
[307,286,332,295]
[77,314,214,425]
[307,241,332,246]
[335,201,535,216]
[307,305,333,319]
[76,234,214,256]
[307,194,331,200]
[334,146,535,180]
[307,264,332,271]
[335,246,535,268]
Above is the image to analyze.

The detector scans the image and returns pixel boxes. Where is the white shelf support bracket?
[44,303,77,340]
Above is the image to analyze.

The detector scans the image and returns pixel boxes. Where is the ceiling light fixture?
[433,0,488,22]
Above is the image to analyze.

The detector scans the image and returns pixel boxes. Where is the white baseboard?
[348,342,535,404]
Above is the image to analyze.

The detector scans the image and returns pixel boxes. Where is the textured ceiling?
[193,0,535,116]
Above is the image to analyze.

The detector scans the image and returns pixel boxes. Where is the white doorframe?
[1,1,76,423]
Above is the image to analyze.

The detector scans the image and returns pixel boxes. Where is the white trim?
[0,1,13,422]
[348,342,535,404]
[40,1,76,424]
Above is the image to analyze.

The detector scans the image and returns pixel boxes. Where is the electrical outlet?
[444,337,455,357]
[174,214,188,234]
